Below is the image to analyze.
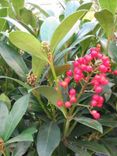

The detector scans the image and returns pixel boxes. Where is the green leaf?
[32,56,47,79]
[28,3,49,17]
[0,8,8,32]
[95,9,114,37]
[0,102,9,136]
[13,142,31,156]
[9,31,48,61]
[99,115,117,127]
[0,42,28,79]
[3,94,30,141]
[3,17,29,32]
[20,8,36,28]
[108,40,117,62]
[6,127,37,144]
[64,1,80,17]
[98,0,117,15]
[29,86,67,118]
[77,2,92,11]
[0,93,11,110]
[0,76,30,90]
[77,141,110,156]
[50,10,87,52]
[37,122,60,156]
[40,17,60,42]
[74,117,103,133]
[67,141,91,156]
[35,86,60,106]
[11,0,24,16]
[48,64,70,79]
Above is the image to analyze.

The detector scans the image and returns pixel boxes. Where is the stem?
[70,73,92,116]
[49,61,58,85]
[64,119,71,138]
[67,121,77,137]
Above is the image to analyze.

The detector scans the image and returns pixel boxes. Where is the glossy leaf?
[32,56,47,79]
[95,9,114,37]
[99,115,117,128]
[64,1,80,17]
[74,117,103,133]
[13,142,31,156]
[77,2,92,11]
[67,141,91,156]
[0,102,9,136]
[50,10,87,51]
[98,0,117,15]
[3,94,30,141]
[6,127,37,144]
[0,8,7,32]
[0,76,30,90]
[0,42,28,79]
[108,40,117,62]
[28,3,49,17]
[77,141,110,156]
[20,8,36,28]
[9,31,48,61]
[37,122,60,156]
[48,64,70,79]
[37,86,61,105]
[4,17,29,32]
[11,0,24,16]
[0,93,11,110]
[40,17,60,42]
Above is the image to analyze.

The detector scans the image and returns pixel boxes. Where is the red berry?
[85,54,92,62]
[57,100,63,107]
[90,110,101,120]
[66,70,72,77]
[69,88,76,96]
[60,81,68,88]
[64,77,71,84]
[65,101,72,108]
[70,96,77,103]
[113,70,117,75]
[90,100,97,107]
[99,64,108,73]
[92,94,99,101]
[94,86,103,94]
[91,50,98,58]
[86,66,93,72]
[73,61,79,67]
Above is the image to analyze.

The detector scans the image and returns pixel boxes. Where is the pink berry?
[70,96,77,103]
[60,81,68,88]
[64,77,71,84]
[90,110,101,120]
[90,100,97,107]
[92,94,99,101]
[57,100,63,107]
[66,70,72,77]
[85,54,92,62]
[113,70,117,75]
[91,50,98,58]
[65,101,72,108]
[73,61,79,67]
[86,66,93,72]
[99,65,108,73]
[69,88,76,96]
[94,86,103,93]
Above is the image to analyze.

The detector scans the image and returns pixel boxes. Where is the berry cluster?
[56,45,113,120]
